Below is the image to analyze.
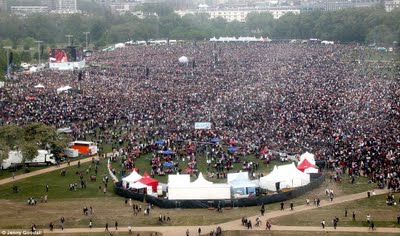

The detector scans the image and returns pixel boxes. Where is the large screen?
[49,47,83,63]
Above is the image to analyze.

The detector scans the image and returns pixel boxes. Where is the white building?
[11,6,49,16]
[48,0,79,13]
[175,7,300,22]
[385,0,400,11]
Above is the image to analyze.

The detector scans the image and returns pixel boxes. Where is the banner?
[195,122,211,130]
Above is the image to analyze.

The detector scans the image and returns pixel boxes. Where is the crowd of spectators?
[0,42,399,189]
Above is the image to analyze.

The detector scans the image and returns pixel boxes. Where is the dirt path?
[26,188,397,236]
[0,156,96,186]
[1,159,396,235]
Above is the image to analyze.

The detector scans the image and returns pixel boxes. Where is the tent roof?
[299,152,315,165]
[192,172,213,186]
[122,170,142,183]
[129,181,148,189]
[138,172,158,185]
[297,158,315,171]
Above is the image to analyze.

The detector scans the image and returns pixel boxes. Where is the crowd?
[0,42,399,187]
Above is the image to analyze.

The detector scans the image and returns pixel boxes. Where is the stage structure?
[48,46,85,70]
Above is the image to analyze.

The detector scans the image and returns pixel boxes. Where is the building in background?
[48,0,79,13]
[0,0,7,12]
[11,5,49,16]
[175,5,300,22]
[385,0,400,11]
[301,0,383,12]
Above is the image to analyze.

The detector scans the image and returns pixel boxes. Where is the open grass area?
[0,159,113,200]
[0,166,48,180]
[271,193,400,228]
[218,231,396,236]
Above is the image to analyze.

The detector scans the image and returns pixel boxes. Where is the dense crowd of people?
[0,42,399,188]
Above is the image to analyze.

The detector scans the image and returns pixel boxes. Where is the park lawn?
[0,159,114,200]
[0,166,48,180]
[271,193,400,228]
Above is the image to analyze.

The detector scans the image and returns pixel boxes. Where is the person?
[260,203,265,216]
[49,222,54,231]
[321,219,325,229]
[280,202,284,210]
[345,208,348,217]
[12,172,15,179]
[290,202,294,210]
[186,228,189,236]
[352,212,356,221]
[128,225,132,234]
[46,184,49,192]
[266,220,271,230]
[367,214,371,224]
[316,198,320,207]
[105,223,109,231]
[306,198,310,205]
[397,214,400,224]
[367,191,371,198]
[115,220,118,230]
[369,221,375,230]
[198,227,201,235]
[89,219,93,228]
[60,216,65,230]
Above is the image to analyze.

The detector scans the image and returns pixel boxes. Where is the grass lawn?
[0,166,48,180]
[271,193,400,228]
[216,231,395,236]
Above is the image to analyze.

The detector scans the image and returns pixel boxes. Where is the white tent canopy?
[115,43,126,48]
[304,167,319,174]
[178,56,189,64]
[167,173,231,200]
[259,163,310,191]
[299,152,316,165]
[129,181,148,190]
[34,84,45,89]
[122,170,142,189]
[56,86,73,94]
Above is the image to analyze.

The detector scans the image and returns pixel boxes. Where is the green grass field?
[272,193,400,228]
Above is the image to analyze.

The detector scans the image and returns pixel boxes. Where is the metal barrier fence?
[114,173,325,209]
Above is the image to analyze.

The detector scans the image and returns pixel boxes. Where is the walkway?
[0,156,96,186]
[37,188,400,235]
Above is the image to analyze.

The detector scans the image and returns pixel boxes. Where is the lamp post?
[35,40,43,66]
[65,34,73,46]
[3,46,12,79]
[83,31,90,51]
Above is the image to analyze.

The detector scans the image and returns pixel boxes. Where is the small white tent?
[259,163,310,191]
[122,170,142,189]
[129,181,148,190]
[56,86,73,94]
[34,84,45,89]
[115,43,126,48]
[178,56,189,64]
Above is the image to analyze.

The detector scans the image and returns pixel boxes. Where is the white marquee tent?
[259,163,310,191]
[227,171,258,196]
[122,170,142,189]
[56,86,73,94]
[167,173,231,200]
[178,56,189,64]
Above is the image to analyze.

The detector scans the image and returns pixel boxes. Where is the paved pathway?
[0,156,96,186]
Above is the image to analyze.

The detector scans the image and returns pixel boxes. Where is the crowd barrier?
[114,173,325,209]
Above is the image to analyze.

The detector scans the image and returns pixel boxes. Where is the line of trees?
[0,5,399,78]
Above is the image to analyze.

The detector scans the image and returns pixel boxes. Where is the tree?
[21,142,38,163]
[0,125,24,149]
[0,140,9,166]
